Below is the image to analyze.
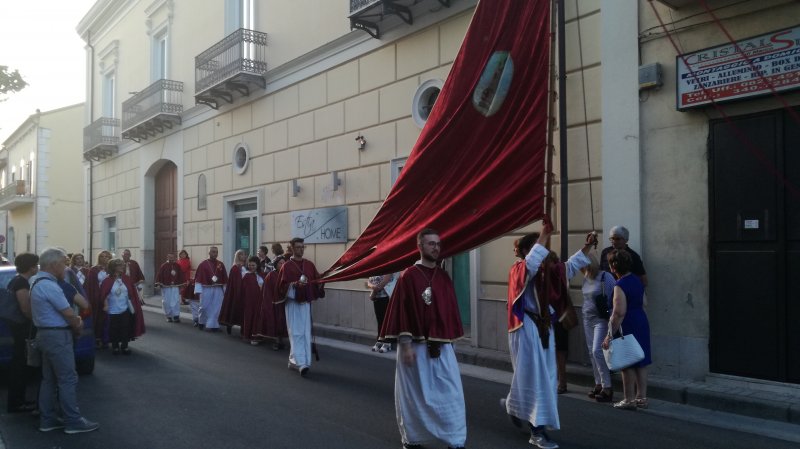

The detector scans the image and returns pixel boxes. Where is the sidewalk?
[142,297,800,432]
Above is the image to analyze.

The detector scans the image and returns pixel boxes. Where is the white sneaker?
[529,431,559,449]
[379,343,392,353]
[371,342,382,352]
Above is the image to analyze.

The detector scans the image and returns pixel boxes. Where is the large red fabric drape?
[323,0,551,282]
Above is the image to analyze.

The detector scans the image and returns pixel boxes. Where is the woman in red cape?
[177,249,192,305]
[219,249,247,334]
[254,257,287,350]
[240,256,264,344]
[100,259,145,354]
[85,250,112,347]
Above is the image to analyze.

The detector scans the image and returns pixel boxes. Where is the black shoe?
[299,366,309,377]
[112,348,120,355]
[122,348,132,355]
[166,317,174,323]
[198,324,205,330]
[8,404,36,413]
[193,320,199,327]
[226,325,232,335]
[173,317,181,323]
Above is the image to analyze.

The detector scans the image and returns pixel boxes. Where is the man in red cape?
[220,250,247,334]
[193,246,228,332]
[379,228,465,449]
[154,252,186,323]
[277,238,324,376]
[122,249,145,303]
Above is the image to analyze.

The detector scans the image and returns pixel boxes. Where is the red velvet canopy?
[323,0,551,282]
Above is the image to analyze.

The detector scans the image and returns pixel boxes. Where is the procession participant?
[155,252,186,323]
[277,238,324,376]
[379,228,466,449]
[69,254,89,288]
[101,259,145,355]
[84,250,112,348]
[194,246,228,332]
[256,245,271,275]
[241,256,264,345]
[184,279,201,327]
[31,247,99,434]
[367,273,397,353]
[271,242,284,260]
[121,249,146,304]
[177,249,192,305]
[502,220,595,449]
[255,257,287,350]
[220,249,247,334]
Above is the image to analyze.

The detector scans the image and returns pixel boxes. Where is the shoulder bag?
[593,272,611,320]
[603,324,644,371]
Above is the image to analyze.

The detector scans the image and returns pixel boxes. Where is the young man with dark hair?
[380,228,466,449]
[277,237,324,376]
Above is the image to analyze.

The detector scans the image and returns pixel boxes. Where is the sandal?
[588,384,602,399]
[635,397,648,409]
[595,389,614,403]
[613,399,637,410]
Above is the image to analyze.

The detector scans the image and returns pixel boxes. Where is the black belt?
[37,326,70,330]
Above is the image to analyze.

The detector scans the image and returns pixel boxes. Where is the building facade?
[0,104,86,258]
[77,0,800,388]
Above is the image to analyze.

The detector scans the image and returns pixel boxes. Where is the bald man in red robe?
[379,228,465,449]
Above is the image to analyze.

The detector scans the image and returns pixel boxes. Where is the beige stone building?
[0,104,86,258]
[77,0,800,388]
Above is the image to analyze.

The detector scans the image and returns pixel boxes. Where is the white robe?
[395,342,466,447]
[285,299,312,369]
[161,286,181,318]
[195,284,224,328]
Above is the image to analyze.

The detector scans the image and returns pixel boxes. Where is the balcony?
[122,79,183,142]
[195,28,268,110]
[349,0,450,39]
[83,117,121,161]
[0,180,34,210]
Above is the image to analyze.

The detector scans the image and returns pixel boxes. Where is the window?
[233,143,250,175]
[152,31,168,80]
[412,79,444,128]
[225,0,254,34]
[105,217,117,254]
[390,157,407,185]
[103,73,116,118]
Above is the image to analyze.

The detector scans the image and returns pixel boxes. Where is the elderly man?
[122,249,145,303]
[30,247,99,434]
[380,228,466,449]
[599,226,647,287]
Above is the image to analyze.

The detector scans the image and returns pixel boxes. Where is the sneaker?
[299,366,309,377]
[529,431,559,449]
[371,341,382,352]
[500,398,523,429]
[380,342,392,353]
[613,399,637,410]
[39,418,65,432]
[64,418,99,434]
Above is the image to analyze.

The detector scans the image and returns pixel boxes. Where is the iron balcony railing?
[83,117,120,160]
[195,28,268,95]
[350,0,380,13]
[122,79,183,141]
[0,180,33,210]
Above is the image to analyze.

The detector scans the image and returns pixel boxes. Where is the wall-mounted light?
[355,134,366,151]
[331,171,342,191]
[291,179,301,197]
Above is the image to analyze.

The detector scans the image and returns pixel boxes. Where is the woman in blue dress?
[603,249,651,410]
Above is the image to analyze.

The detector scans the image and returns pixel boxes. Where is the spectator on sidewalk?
[31,247,99,434]
[581,252,615,403]
[4,253,38,414]
[600,226,647,287]
[366,273,397,353]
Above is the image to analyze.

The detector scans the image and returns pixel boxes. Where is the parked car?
[0,266,95,374]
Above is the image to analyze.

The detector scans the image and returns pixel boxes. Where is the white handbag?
[603,325,644,371]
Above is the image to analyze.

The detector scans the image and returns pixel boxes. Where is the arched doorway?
[154,161,177,270]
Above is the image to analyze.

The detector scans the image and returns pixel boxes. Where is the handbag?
[603,325,644,371]
[26,326,42,367]
[593,272,611,320]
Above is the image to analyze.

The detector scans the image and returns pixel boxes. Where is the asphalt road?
[1,308,797,449]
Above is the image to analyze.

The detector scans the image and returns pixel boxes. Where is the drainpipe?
[87,30,95,257]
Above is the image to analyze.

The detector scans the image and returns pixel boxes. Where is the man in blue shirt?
[30,247,99,434]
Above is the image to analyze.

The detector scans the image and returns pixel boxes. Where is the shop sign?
[677,25,800,110]
[291,206,347,243]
